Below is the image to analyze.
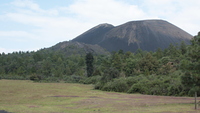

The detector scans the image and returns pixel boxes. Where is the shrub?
[101,78,128,92]
[43,77,60,83]
[101,67,120,82]
[82,75,102,84]
[167,84,184,96]
[127,82,148,94]
[63,75,83,83]
[101,81,112,91]
[30,74,42,81]
[126,76,141,87]
[94,81,105,90]
[0,74,28,80]
[111,78,128,92]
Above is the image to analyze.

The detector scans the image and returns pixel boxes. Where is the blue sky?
[1,0,200,53]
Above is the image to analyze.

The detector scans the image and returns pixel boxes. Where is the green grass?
[0,80,198,113]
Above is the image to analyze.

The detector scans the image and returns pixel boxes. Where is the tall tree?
[138,52,159,75]
[85,53,94,77]
[111,52,123,72]
[155,48,163,59]
[180,41,187,55]
[181,32,200,109]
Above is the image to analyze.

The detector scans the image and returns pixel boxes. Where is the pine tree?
[155,48,163,59]
[85,53,94,77]
[181,32,200,109]
[139,52,159,75]
[180,41,187,55]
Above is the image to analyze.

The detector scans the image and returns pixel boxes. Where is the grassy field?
[0,80,199,113]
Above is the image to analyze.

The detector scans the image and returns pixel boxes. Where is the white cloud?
[3,0,150,44]
[0,47,39,54]
[68,0,148,25]
[4,12,92,41]
[11,0,40,10]
[1,0,200,53]
[0,31,34,37]
[143,0,200,35]
[0,47,16,54]
[10,0,58,15]
[11,1,39,15]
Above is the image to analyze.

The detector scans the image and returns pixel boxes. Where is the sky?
[0,0,200,53]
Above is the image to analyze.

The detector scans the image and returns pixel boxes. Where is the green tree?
[85,53,94,77]
[65,65,72,75]
[155,48,163,59]
[17,66,26,76]
[181,32,200,109]
[42,57,52,76]
[111,52,123,72]
[166,43,180,57]
[78,57,85,66]
[138,52,159,75]
[67,60,77,74]
[124,58,139,76]
[182,32,200,89]
[33,52,43,62]
[101,67,120,82]
[180,41,187,55]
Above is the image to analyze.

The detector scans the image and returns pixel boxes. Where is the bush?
[42,77,60,83]
[94,81,105,90]
[101,67,120,82]
[63,75,83,83]
[101,78,128,92]
[82,75,102,84]
[101,81,112,91]
[126,76,142,87]
[127,82,148,94]
[30,74,42,81]
[0,74,28,80]
[127,75,170,95]
[167,84,184,96]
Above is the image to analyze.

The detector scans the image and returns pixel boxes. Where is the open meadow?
[0,80,199,113]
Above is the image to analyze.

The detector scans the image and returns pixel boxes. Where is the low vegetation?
[0,80,198,113]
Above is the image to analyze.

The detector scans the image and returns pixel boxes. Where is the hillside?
[73,19,192,52]
[72,23,114,45]
[49,41,109,56]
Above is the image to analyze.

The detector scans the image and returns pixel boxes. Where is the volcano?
[72,19,192,52]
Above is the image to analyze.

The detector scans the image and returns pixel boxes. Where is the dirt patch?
[28,105,39,108]
[124,95,194,105]
[89,96,100,98]
[74,92,199,112]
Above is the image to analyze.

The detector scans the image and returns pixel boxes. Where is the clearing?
[0,80,199,113]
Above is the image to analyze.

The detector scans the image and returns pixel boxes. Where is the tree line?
[0,32,199,97]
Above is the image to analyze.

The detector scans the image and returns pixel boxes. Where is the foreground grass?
[0,80,199,113]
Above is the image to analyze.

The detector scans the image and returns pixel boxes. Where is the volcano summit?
[73,20,192,52]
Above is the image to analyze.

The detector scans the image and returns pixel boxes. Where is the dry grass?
[0,80,199,113]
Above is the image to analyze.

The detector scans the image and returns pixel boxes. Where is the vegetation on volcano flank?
[0,37,198,97]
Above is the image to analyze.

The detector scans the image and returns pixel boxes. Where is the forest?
[0,32,199,97]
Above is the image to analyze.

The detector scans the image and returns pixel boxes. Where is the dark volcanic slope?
[49,41,109,56]
[73,20,192,52]
[73,23,114,45]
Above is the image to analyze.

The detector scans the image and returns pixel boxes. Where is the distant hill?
[49,41,109,56]
[72,19,192,52]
